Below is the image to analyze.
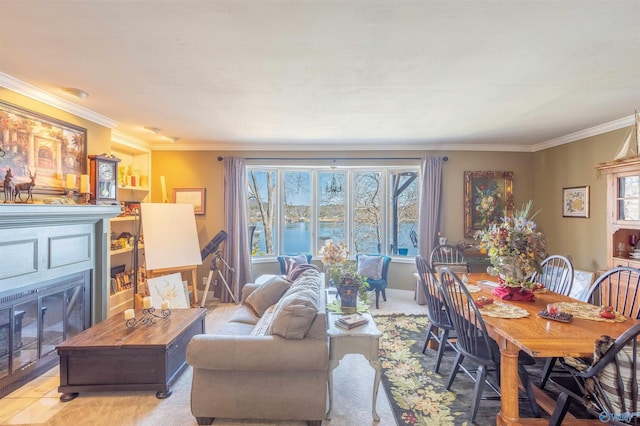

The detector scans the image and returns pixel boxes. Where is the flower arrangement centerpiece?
[475,200,547,300]
[319,241,370,309]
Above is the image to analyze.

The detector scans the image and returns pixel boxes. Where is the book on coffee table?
[335,314,369,330]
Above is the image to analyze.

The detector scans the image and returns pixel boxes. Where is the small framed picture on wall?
[173,188,206,215]
[562,186,589,218]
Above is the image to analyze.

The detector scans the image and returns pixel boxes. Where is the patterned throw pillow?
[597,341,639,414]
[357,255,383,280]
[251,305,277,336]
[284,254,309,276]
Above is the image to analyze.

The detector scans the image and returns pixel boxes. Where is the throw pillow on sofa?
[357,254,383,280]
[244,275,291,317]
[269,286,319,339]
[284,254,309,276]
[287,263,320,282]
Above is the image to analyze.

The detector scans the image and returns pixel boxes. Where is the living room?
[1,1,639,424]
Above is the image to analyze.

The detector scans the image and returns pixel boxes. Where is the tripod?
[200,250,236,307]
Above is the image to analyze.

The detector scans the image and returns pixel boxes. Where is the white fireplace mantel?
[0,204,121,324]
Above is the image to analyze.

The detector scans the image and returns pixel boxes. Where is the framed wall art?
[173,187,206,215]
[562,185,589,218]
[464,171,514,237]
[0,100,87,195]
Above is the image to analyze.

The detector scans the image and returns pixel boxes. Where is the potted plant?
[319,241,370,311]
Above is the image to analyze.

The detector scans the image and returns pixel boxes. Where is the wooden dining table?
[466,272,640,425]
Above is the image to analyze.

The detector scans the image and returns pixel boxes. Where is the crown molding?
[111,129,152,153]
[0,72,118,128]
[150,140,534,152]
[533,115,636,152]
[2,73,633,153]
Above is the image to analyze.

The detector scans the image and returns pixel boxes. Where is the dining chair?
[583,266,640,319]
[437,268,540,421]
[415,255,455,373]
[546,266,640,393]
[355,254,391,309]
[531,254,574,389]
[430,244,469,273]
[548,322,640,425]
[531,254,574,295]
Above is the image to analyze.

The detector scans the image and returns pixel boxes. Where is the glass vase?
[337,285,359,314]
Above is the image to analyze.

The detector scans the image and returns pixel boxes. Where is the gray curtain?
[222,157,252,303]
[418,156,444,259]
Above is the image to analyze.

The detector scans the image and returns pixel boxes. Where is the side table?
[326,310,382,421]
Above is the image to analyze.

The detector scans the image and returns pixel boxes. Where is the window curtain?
[418,156,444,259]
[222,156,252,303]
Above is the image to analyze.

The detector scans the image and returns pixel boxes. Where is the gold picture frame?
[0,100,87,195]
[562,185,589,218]
[464,171,514,237]
[173,187,206,215]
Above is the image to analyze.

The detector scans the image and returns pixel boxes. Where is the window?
[353,171,382,254]
[388,170,419,255]
[247,166,420,259]
[318,171,346,247]
[248,170,276,255]
[283,171,311,254]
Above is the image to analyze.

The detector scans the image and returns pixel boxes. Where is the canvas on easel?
[141,203,202,305]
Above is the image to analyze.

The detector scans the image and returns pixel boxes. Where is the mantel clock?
[88,154,121,205]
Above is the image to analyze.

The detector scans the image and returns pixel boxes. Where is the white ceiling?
[1,0,639,152]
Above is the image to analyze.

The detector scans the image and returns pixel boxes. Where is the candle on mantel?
[143,296,152,309]
[66,173,76,189]
[161,300,170,310]
[80,174,90,193]
[124,309,135,320]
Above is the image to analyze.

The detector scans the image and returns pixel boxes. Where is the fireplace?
[0,204,120,398]
[0,271,90,397]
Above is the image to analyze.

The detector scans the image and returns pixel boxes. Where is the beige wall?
[150,150,535,290]
[2,87,632,288]
[151,151,226,285]
[533,127,630,272]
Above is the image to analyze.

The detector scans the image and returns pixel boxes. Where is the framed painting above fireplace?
[0,100,87,195]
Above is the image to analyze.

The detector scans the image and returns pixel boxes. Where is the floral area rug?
[373,314,588,426]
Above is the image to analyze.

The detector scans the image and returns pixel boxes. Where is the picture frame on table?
[562,185,590,218]
[464,171,514,238]
[0,100,87,195]
[173,188,206,215]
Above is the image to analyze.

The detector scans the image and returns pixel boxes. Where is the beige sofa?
[186,267,328,426]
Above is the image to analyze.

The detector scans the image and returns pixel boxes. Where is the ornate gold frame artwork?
[0,100,87,195]
[464,171,514,237]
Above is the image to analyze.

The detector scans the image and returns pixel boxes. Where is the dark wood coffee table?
[56,308,206,401]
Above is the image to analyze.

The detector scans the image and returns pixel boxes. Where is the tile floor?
[0,288,426,425]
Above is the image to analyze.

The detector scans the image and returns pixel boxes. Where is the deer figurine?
[14,170,36,203]
[3,168,15,203]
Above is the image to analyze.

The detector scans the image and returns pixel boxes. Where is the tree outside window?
[247,170,276,255]
[353,171,382,254]
[247,166,418,258]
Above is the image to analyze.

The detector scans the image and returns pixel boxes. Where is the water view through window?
[248,167,419,258]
